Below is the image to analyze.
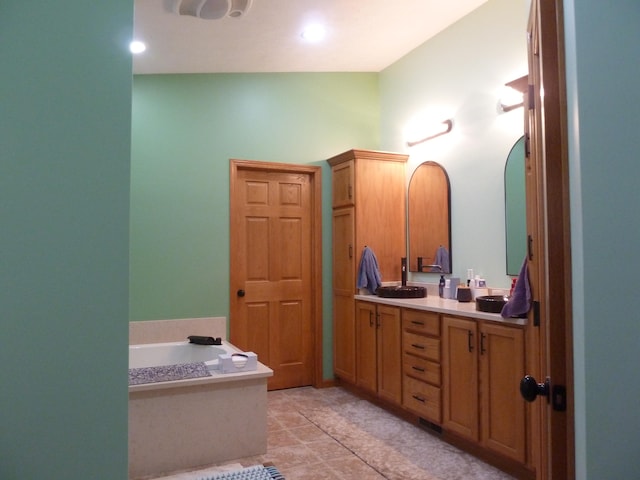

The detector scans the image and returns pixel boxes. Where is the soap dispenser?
[439,275,445,298]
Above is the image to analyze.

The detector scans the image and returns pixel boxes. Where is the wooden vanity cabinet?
[401,309,442,423]
[328,149,408,384]
[355,301,402,405]
[442,315,526,463]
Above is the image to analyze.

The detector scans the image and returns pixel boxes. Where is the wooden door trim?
[229,159,323,388]
[527,1,575,478]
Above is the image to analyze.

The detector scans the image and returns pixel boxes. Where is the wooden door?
[442,316,479,441]
[229,160,322,390]
[480,323,526,463]
[355,301,377,393]
[525,1,574,478]
[376,305,402,405]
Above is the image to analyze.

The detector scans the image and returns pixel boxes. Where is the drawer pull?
[411,320,425,326]
[411,366,426,373]
[411,343,425,350]
[412,394,426,403]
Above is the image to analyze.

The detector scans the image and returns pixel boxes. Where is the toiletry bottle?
[439,275,445,298]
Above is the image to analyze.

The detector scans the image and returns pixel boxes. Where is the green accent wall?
[130,73,380,378]
[379,0,530,287]
[0,2,132,479]
[564,1,640,477]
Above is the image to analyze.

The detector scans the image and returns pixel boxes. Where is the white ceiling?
[133,0,489,74]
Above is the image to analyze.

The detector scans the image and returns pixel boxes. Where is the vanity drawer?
[403,354,441,386]
[403,376,441,423]
[402,309,440,336]
[403,331,440,361]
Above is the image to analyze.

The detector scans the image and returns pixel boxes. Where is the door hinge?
[533,300,540,327]
[528,84,535,110]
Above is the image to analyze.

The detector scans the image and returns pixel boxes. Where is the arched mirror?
[408,161,451,273]
[504,135,526,275]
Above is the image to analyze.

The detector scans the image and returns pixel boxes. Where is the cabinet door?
[377,305,402,405]
[355,301,377,393]
[332,207,356,382]
[331,160,354,208]
[442,316,479,441]
[480,323,526,462]
[332,207,355,292]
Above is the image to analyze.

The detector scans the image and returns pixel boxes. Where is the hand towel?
[434,245,450,273]
[357,246,382,295]
[501,256,532,318]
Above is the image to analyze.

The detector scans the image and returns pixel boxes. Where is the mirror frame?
[408,161,452,273]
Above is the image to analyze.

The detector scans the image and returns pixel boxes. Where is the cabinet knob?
[237,289,245,297]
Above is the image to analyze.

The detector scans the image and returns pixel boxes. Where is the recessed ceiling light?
[129,41,147,54]
[301,24,326,43]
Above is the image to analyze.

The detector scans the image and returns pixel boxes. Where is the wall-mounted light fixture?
[406,119,453,147]
[500,75,528,112]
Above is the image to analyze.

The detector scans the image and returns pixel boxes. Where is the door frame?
[229,159,324,388]
[526,1,575,478]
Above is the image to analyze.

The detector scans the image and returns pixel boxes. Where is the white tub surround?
[128,318,273,479]
[129,316,227,345]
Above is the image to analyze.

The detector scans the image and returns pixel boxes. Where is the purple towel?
[357,246,382,295]
[501,257,531,318]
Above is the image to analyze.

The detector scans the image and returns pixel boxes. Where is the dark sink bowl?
[376,285,427,299]
[475,295,508,313]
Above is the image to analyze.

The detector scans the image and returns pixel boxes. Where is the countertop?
[354,293,527,326]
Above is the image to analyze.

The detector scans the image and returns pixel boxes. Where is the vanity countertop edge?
[353,294,527,326]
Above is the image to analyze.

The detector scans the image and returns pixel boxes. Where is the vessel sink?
[376,285,427,298]
[475,295,508,313]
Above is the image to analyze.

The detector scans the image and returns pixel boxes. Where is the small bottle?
[439,275,445,298]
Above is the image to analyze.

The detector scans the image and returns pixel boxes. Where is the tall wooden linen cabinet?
[328,149,408,383]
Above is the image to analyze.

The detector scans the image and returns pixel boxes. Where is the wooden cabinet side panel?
[332,292,355,382]
[442,316,479,441]
[354,160,406,283]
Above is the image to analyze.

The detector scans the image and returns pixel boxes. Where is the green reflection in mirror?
[505,136,526,276]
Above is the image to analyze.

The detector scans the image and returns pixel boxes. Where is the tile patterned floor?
[151,386,515,480]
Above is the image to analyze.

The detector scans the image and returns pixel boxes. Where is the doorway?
[229,159,323,390]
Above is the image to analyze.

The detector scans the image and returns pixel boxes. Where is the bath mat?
[128,362,211,385]
[198,464,284,480]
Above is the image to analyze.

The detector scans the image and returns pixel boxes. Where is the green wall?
[0,2,132,479]
[131,73,380,378]
[379,0,530,288]
[564,1,640,477]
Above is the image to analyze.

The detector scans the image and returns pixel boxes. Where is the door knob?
[520,375,550,402]
[237,289,245,297]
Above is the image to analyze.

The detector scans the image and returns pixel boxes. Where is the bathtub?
[129,340,231,371]
[128,339,273,479]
